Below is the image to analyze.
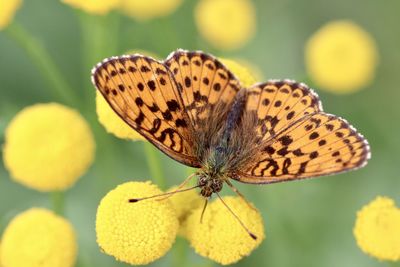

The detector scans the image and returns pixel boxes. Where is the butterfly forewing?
[92,55,200,167]
[164,50,241,129]
[235,80,370,183]
[246,80,322,142]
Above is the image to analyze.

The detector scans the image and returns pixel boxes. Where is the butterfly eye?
[211,179,223,193]
[198,176,208,187]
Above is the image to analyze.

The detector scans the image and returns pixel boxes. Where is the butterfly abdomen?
[222,88,247,144]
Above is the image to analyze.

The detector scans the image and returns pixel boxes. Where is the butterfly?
[91,49,370,200]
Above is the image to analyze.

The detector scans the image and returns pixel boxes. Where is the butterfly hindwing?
[92,55,201,167]
[164,50,242,130]
[234,80,370,183]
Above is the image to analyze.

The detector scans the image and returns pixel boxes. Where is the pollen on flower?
[120,0,183,21]
[195,0,256,50]
[305,20,378,93]
[0,208,77,267]
[96,181,179,265]
[61,0,119,15]
[219,58,260,88]
[3,103,95,192]
[96,91,145,141]
[354,196,400,261]
[168,185,203,237]
[185,196,265,265]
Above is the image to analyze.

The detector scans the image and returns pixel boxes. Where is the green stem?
[78,11,120,114]
[172,237,188,267]
[51,191,65,215]
[5,22,78,107]
[143,142,166,189]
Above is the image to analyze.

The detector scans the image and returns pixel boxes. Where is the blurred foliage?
[1,0,400,266]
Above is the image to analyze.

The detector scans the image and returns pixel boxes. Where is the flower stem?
[172,237,188,267]
[143,142,166,189]
[5,22,79,107]
[51,191,65,215]
[78,11,120,113]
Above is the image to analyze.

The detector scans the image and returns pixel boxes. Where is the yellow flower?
[0,0,22,30]
[96,181,179,265]
[0,208,77,267]
[96,91,145,141]
[305,20,378,93]
[120,0,183,21]
[354,196,400,261]
[61,0,119,15]
[219,58,259,87]
[168,185,203,237]
[3,103,95,192]
[195,0,256,51]
[126,49,160,60]
[185,196,265,265]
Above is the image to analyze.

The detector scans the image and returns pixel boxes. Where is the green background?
[1,0,400,266]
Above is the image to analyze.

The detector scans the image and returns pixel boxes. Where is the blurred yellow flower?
[96,181,179,265]
[3,103,95,192]
[220,58,259,87]
[96,91,145,141]
[168,185,203,236]
[120,0,183,21]
[0,0,22,30]
[354,196,400,261]
[185,196,264,265]
[1,208,77,267]
[195,0,256,51]
[61,0,119,15]
[305,20,378,93]
[126,49,160,60]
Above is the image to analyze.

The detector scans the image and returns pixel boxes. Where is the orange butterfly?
[92,49,370,213]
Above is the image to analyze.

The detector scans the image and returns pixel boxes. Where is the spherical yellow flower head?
[305,20,378,93]
[96,91,145,141]
[354,196,400,261]
[3,103,95,192]
[61,0,119,15]
[185,196,265,265]
[120,0,183,21]
[195,0,256,51]
[219,58,258,87]
[0,0,22,30]
[1,208,77,267]
[168,185,203,236]
[96,181,179,265]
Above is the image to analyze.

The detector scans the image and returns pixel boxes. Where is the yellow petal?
[354,196,400,261]
[3,103,95,191]
[305,20,378,93]
[1,208,77,267]
[185,196,265,265]
[96,181,179,265]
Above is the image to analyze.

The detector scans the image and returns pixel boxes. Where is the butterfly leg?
[225,180,257,211]
[156,172,197,201]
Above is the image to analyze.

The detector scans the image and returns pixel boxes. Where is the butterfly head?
[197,173,224,198]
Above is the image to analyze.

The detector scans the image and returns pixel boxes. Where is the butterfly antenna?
[129,185,200,203]
[216,192,257,240]
[225,180,257,211]
[199,198,208,223]
[156,172,197,201]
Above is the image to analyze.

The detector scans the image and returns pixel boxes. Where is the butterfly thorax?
[194,90,260,197]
